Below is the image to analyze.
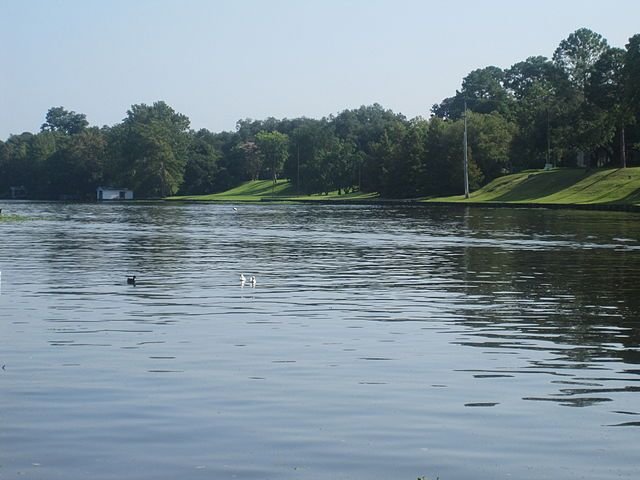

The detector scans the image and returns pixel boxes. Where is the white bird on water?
[250,275,256,287]
[240,273,246,285]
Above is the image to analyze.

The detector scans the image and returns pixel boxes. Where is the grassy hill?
[168,167,640,208]
[428,167,640,206]
[167,179,379,202]
[168,180,294,201]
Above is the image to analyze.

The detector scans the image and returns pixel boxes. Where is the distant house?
[96,186,134,201]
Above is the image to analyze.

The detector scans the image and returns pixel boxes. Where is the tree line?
[1,28,639,200]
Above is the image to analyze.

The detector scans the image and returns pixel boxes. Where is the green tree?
[461,66,513,117]
[41,106,88,135]
[624,34,640,164]
[180,129,221,195]
[432,67,513,120]
[552,29,611,164]
[235,141,262,180]
[255,131,289,185]
[587,47,632,167]
[332,104,408,192]
[0,133,34,195]
[208,130,244,191]
[504,56,558,100]
[30,131,62,196]
[553,28,609,93]
[288,119,337,194]
[466,111,517,180]
[504,57,563,169]
[325,138,361,195]
[626,34,640,113]
[46,128,107,198]
[118,101,191,197]
[424,117,483,196]
[375,120,428,198]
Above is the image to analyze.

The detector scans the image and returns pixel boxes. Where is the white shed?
[97,186,134,201]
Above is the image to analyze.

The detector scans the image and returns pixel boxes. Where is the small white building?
[97,186,134,201]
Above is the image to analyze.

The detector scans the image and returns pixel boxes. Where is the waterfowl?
[127,275,136,285]
[240,273,246,284]
[250,275,256,287]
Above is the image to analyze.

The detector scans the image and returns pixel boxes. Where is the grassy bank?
[167,167,640,208]
[167,180,293,202]
[429,167,640,206]
[167,179,379,202]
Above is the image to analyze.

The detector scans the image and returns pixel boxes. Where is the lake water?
[1,201,639,480]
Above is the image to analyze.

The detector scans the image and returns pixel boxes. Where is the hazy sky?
[1,0,639,139]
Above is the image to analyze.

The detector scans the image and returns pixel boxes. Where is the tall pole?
[297,143,300,194]
[547,106,551,168]
[463,101,470,199]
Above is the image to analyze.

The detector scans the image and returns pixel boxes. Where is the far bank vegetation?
[1,29,640,201]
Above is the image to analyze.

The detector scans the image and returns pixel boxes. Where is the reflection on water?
[1,201,639,480]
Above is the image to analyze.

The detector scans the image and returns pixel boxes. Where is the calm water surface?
[1,201,639,480]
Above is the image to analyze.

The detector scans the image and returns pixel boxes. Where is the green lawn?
[429,167,640,206]
[288,190,379,202]
[166,179,294,201]
[168,167,640,207]
[167,180,379,202]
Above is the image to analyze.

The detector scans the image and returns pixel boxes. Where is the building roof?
[97,186,133,191]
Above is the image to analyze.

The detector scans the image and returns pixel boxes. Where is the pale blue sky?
[1,0,639,139]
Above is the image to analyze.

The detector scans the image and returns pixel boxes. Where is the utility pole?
[463,100,469,199]
[547,106,551,168]
[297,143,300,194]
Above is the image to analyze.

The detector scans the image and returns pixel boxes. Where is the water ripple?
[1,201,639,480]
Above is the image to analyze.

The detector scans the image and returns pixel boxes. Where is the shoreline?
[4,197,640,215]
[170,196,640,213]
[267,197,640,212]
[164,168,640,213]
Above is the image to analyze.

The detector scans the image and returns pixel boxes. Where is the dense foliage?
[2,29,640,200]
